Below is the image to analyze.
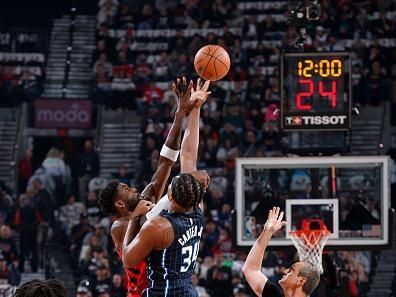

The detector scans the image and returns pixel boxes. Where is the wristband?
[160,145,180,162]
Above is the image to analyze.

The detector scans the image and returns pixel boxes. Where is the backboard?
[236,156,391,249]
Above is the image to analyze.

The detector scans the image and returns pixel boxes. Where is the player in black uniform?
[242,207,320,297]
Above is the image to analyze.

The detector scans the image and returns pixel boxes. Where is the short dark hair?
[14,279,67,297]
[98,181,120,215]
[171,173,205,209]
[299,262,320,295]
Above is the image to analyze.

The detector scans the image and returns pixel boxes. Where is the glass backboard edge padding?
[236,156,389,167]
[236,158,244,246]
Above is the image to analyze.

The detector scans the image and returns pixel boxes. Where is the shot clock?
[281,52,352,131]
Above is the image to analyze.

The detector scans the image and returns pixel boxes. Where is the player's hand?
[190,78,211,108]
[190,170,210,189]
[131,200,154,219]
[263,207,286,234]
[173,76,194,115]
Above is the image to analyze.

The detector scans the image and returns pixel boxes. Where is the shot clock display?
[281,52,352,131]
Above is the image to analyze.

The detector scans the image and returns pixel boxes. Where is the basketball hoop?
[289,219,330,274]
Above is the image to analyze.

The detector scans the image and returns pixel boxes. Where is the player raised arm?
[122,79,211,268]
[140,77,195,204]
[180,78,210,173]
[242,207,287,296]
[145,78,211,219]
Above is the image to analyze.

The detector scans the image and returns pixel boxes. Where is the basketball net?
[289,219,330,274]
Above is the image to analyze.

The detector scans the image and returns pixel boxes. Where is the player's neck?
[169,204,193,214]
[116,211,129,220]
[283,287,306,297]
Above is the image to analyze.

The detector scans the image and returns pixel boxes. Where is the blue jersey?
[143,208,204,297]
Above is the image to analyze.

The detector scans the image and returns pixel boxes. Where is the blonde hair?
[46,147,60,158]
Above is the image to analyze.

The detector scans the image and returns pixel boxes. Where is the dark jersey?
[262,281,284,297]
[143,208,204,297]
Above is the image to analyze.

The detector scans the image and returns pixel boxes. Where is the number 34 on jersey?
[179,225,203,273]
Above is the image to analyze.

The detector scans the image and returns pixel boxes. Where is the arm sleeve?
[262,281,284,297]
[145,194,170,220]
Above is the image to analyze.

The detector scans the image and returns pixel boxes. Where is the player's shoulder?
[142,214,174,249]
[143,215,171,231]
[111,219,128,236]
[262,281,284,297]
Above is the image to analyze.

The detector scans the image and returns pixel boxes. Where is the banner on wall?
[35,99,92,129]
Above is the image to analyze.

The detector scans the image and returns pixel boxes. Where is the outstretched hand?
[263,207,287,234]
[173,76,195,115]
[190,78,211,108]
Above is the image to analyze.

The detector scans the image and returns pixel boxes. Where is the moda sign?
[35,99,92,128]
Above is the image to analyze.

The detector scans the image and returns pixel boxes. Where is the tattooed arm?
[122,215,174,268]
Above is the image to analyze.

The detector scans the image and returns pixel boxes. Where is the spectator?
[117,4,133,27]
[92,262,111,294]
[154,52,171,81]
[18,148,33,194]
[207,253,233,297]
[0,187,13,223]
[42,147,66,206]
[27,166,56,199]
[170,53,191,78]
[0,225,17,264]
[82,224,108,253]
[8,259,21,286]
[30,178,54,264]
[42,148,66,178]
[85,191,103,226]
[70,213,94,270]
[111,164,133,186]
[109,273,126,297]
[76,285,90,297]
[111,65,136,110]
[94,64,113,107]
[30,178,54,227]
[0,253,11,284]
[92,40,107,63]
[97,286,111,297]
[77,140,100,201]
[142,80,164,110]
[366,61,389,105]
[14,194,38,272]
[58,194,87,238]
[20,67,41,102]
[192,273,210,297]
[93,53,113,76]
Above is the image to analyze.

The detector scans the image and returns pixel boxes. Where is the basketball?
[194,45,230,81]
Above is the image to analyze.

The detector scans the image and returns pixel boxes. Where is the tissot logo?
[286,115,347,126]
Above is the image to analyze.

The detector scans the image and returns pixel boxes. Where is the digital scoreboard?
[281,52,352,131]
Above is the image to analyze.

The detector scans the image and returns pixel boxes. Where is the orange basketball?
[194,45,230,81]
